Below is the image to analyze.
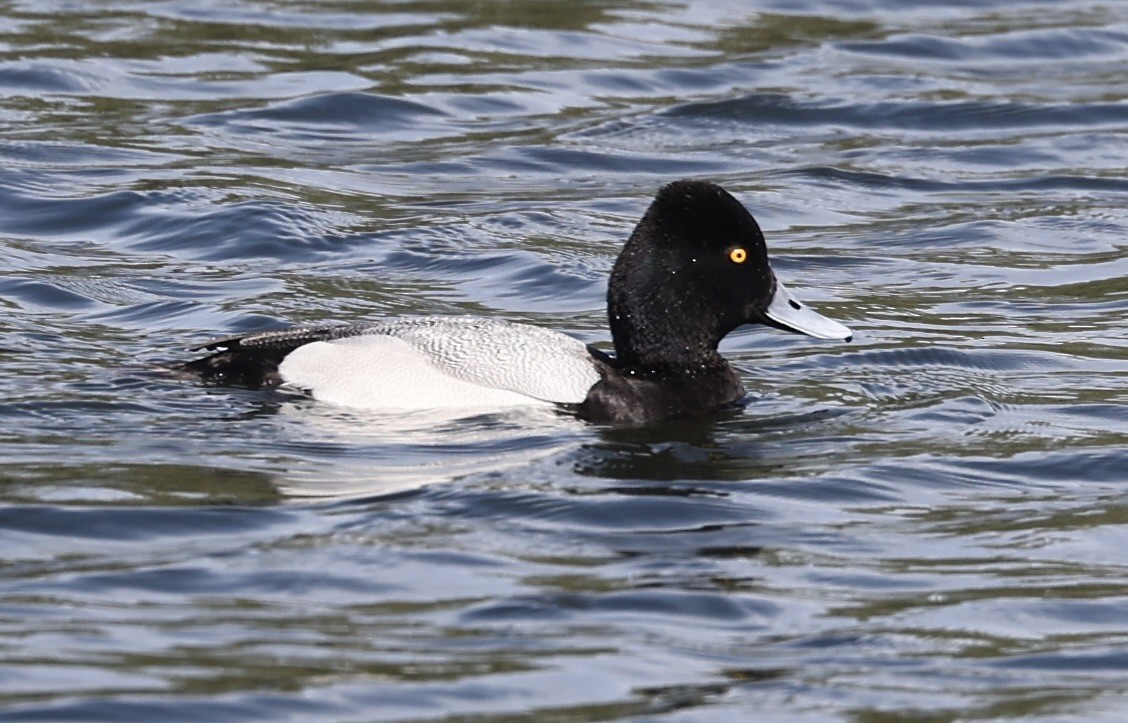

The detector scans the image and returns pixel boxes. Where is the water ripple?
[0,1,1126,720]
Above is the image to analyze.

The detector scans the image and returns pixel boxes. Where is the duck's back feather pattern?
[183,316,601,407]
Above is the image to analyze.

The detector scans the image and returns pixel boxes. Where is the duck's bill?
[763,279,852,341]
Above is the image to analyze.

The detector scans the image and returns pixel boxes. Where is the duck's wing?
[278,317,602,405]
[178,316,601,404]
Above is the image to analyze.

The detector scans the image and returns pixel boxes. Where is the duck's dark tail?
[175,324,369,389]
[177,344,288,388]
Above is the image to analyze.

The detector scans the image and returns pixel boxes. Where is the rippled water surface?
[1,0,1127,719]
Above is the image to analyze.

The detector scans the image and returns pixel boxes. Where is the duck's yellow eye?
[729,247,748,264]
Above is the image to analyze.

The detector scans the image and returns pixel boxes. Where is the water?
[1,0,1126,719]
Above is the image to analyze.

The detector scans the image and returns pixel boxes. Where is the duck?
[179,180,852,424]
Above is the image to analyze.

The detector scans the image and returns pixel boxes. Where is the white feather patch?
[277,318,601,410]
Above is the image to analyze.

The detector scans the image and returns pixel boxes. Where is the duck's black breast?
[575,350,746,424]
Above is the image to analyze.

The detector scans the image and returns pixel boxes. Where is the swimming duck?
[180,180,851,423]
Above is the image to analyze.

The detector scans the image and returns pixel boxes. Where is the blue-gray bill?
[764,279,853,341]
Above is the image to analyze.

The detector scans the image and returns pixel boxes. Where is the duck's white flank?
[276,317,601,410]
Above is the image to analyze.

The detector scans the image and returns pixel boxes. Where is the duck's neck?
[607,283,731,375]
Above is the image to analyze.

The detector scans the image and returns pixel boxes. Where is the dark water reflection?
[1,0,1126,719]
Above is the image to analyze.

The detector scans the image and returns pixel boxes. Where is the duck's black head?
[606,179,849,373]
